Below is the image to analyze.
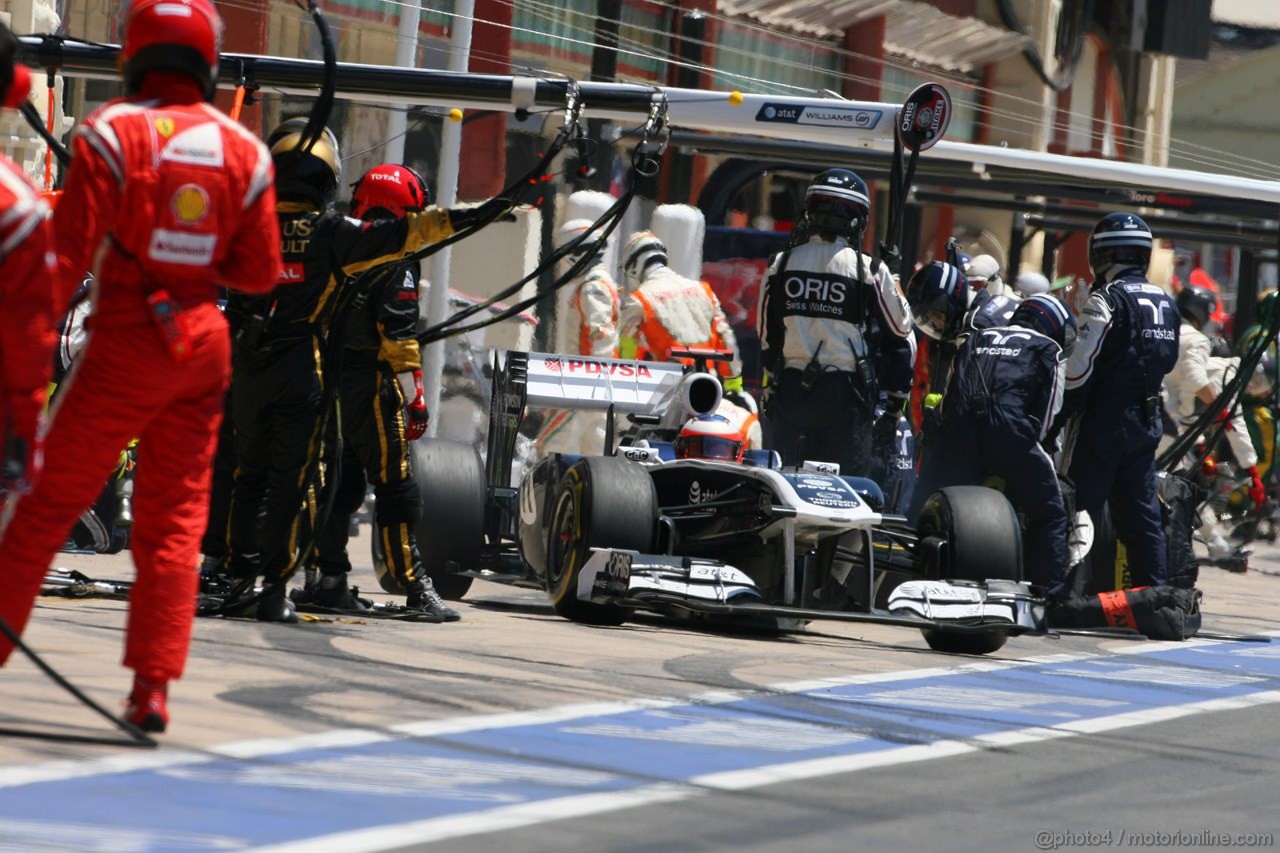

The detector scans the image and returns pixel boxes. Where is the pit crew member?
[0,1,281,733]
[911,295,1074,596]
[311,163,458,621]
[224,121,495,623]
[620,231,741,388]
[1165,283,1260,562]
[1058,213,1179,588]
[537,218,620,456]
[0,23,55,513]
[758,168,914,475]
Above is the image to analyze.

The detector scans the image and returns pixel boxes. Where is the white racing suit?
[759,235,913,474]
[538,260,621,456]
[619,265,742,383]
[1165,322,1257,469]
[716,398,762,450]
[1164,321,1257,559]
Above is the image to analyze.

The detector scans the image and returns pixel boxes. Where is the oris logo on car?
[542,357,653,378]
[592,551,632,597]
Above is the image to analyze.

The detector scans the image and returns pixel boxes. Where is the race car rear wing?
[485,350,688,506]
[523,351,685,413]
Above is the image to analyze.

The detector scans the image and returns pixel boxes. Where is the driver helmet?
[674,414,745,463]
[905,261,967,341]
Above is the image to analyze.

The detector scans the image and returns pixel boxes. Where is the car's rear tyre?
[916,486,1020,656]
[546,457,656,625]
[372,439,482,599]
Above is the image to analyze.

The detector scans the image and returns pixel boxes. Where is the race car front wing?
[575,547,1039,634]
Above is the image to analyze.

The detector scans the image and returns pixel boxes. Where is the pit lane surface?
[2,539,1279,851]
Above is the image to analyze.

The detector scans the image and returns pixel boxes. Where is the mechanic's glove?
[877,242,901,276]
[1214,407,1235,430]
[923,392,943,410]
[724,388,758,416]
[760,371,776,418]
[722,375,744,394]
[448,197,516,232]
[398,370,429,441]
[1249,466,1267,508]
[873,394,907,445]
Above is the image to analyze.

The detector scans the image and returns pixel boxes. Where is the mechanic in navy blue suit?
[910,295,1074,596]
[1057,213,1179,588]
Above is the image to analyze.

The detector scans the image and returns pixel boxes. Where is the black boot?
[257,581,299,623]
[405,577,461,623]
[315,573,367,611]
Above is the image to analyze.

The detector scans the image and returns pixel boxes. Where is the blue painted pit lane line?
[1,638,1278,851]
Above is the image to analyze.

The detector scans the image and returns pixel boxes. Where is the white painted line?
[693,688,1280,792]
[251,783,697,853]
[1,632,1274,792]
[256,688,1280,851]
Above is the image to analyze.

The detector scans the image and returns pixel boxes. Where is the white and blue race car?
[385,351,1038,655]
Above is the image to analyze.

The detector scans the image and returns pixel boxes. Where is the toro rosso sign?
[524,352,684,414]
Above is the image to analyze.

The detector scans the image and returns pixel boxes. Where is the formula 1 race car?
[380,350,1037,654]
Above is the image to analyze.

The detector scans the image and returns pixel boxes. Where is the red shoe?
[124,676,169,733]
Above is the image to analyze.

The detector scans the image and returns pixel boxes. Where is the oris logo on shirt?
[781,274,854,321]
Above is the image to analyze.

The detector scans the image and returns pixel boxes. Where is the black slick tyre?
[372,439,482,599]
[545,457,656,625]
[916,486,1021,655]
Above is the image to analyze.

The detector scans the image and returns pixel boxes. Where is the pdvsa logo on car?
[756,103,883,130]
[541,357,654,378]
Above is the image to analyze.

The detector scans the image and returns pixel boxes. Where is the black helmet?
[1176,284,1217,329]
[1010,294,1077,356]
[906,261,967,341]
[268,118,342,205]
[804,168,870,240]
[1089,212,1152,284]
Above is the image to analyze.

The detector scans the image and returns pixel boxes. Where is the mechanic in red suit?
[0,26,57,522]
[0,0,282,733]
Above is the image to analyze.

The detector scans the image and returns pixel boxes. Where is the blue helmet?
[1089,212,1152,284]
[1011,294,1077,355]
[906,261,967,341]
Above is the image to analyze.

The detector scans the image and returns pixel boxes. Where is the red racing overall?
[0,161,57,514]
[0,73,281,680]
